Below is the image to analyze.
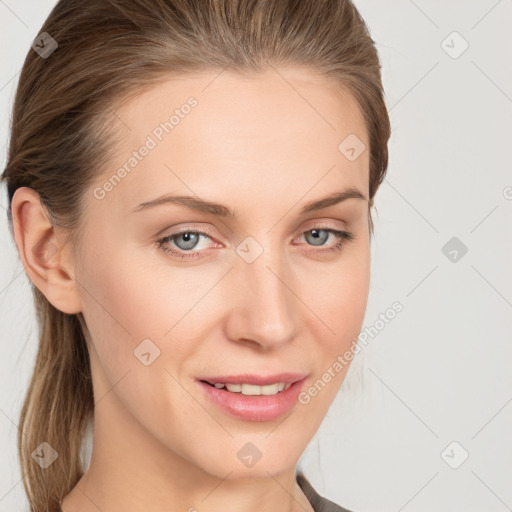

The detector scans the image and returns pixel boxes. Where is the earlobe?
[10,186,83,315]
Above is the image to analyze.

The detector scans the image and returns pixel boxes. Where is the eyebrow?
[130,187,367,217]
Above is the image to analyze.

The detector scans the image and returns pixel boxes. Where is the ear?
[10,186,83,314]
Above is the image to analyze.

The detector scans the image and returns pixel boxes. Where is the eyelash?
[156,227,354,260]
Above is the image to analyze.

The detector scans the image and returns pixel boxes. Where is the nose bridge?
[229,239,297,346]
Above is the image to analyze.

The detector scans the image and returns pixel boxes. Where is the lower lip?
[197,378,308,422]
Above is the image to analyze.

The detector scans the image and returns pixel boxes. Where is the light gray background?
[1,1,511,511]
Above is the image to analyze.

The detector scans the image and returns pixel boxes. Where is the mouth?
[196,373,308,422]
[198,372,307,396]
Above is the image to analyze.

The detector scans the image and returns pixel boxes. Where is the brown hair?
[1,0,390,510]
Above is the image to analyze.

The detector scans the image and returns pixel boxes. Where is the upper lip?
[199,373,308,386]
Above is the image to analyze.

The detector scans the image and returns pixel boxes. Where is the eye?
[156,226,354,260]
[156,230,218,259]
[295,227,354,254]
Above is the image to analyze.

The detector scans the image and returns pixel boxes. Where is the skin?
[12,66,371,512]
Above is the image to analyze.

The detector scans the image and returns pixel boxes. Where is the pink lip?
[197,375,308,422]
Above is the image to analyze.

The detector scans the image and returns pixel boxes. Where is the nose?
[223,247,298,351]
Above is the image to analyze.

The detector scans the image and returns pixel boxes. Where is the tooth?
[241,384,261,395]
[220,382,289,395]
[225,383,242,392]
[284,383,291,390]
[261,383,280,395]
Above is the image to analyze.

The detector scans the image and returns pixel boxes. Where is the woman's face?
[71,66,370,481]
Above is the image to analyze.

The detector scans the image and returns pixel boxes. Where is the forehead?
[92,66,369,213]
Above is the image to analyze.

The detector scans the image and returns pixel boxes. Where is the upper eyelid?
[161,226,218,242]
[163,219,347,238]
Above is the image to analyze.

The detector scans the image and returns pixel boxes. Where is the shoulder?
[296,471,355,512]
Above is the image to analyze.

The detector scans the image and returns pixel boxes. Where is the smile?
[197,375,308,422]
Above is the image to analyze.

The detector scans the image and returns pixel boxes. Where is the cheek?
[77,249,196,435]
[75,245,163,374]
[295,252,370,424]
[77,243,218,371]
[305,245,370,348]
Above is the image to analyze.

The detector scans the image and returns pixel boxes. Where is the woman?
[1,0,390,511]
